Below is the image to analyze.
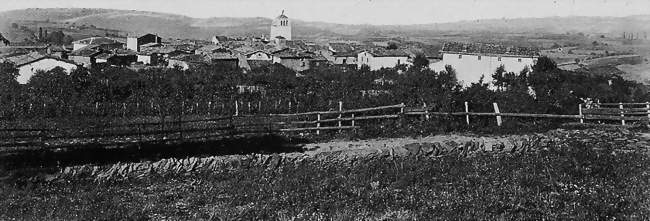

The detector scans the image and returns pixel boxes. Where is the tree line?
[0,56,647,121]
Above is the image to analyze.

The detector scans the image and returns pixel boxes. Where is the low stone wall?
[51,128,647,182]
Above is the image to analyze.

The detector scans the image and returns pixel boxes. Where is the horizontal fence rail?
[1,101,648,150]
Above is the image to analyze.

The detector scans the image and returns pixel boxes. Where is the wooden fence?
[1,101,649,150]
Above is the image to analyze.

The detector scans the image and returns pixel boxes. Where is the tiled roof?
[207,52,237,60]
[329,43,355,53]
[70,45,101,57]
[441,42,540,57]
[170,54,209,63]
[139,45,180,55]
[2,52,46,66]
[271,48,314,59]
[364,49,409,57]
[2,52,76,66]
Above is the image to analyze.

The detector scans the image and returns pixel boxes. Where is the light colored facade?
[247,51,271,60]
[16,58,77,84]
[270,12,292,40]
[430,53,537,85]
[357,51,409,71]
[127,37,138,52]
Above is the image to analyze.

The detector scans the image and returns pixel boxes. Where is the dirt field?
[1,127,649,220]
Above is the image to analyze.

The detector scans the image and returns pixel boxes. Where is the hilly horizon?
[0,8,649,41]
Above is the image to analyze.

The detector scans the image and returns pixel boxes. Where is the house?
[126,33,162,52]
[72,37,124,51]
[271,48,320,72]
[207,52,239,69]
[137,45,187,66]
[69,46,101,68]
[327,43,358,65]
[167,54,209,70]
[430,42,540,85]
[2,53,78,84]
[211,36,231,45]
[246,50,272,61]
[357,49,410,70]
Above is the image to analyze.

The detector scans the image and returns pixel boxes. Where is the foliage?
[2,57,648,125]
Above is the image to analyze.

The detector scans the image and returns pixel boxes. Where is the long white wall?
[430,53,536,86]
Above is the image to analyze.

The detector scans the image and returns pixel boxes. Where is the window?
[397,59,401,65]
[301,62,305,67]
[498,57,502,61]
[518,58,522,62]
[458,54,462,59]
[478,56,481,60]
[342,59,346,64]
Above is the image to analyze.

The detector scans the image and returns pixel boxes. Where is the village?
[0,11,558,86]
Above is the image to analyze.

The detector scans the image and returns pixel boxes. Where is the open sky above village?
[3,0,650,25]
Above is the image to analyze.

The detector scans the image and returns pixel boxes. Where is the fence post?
[646,102,650,123]
[235,100,239,116]
[464,101,470,125]
[316,113,321,135]
[248,102,251,114]
[578,103,584,124]
[258,101,262,113]
[423,102,430,121]
[400,103,405,115]
[351,113,355,127]
[493,103,502,127]
[619,103,625,125]
[289,101,292,113]
[338,101,343,129]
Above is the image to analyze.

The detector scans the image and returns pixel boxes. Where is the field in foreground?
[1,129,650,220]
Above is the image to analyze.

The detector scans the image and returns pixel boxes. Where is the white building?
[357,50,410,70]
[270,11,292,41]
[13,56,77,84]
[430,42,539,86]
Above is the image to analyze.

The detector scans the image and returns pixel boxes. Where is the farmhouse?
[126,33,162,52]
[430,42,540,85]
[357,49,410,70]
[69,46,101,68]
[327,43,358,65]
[167,54,209,70]
[3,53,77,84]
[271,48,323,72]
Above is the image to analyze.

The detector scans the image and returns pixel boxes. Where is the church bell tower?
[270,10,292,40]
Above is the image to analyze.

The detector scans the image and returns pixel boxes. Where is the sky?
[3,0,650,25]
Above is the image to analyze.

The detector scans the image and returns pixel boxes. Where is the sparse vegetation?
[1,132,648,220]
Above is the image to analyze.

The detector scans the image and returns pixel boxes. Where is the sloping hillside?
[0,8,649,41]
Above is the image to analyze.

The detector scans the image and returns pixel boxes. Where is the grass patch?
[1,141,649,220]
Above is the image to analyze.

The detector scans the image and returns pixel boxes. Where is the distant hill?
[0,8,649,41]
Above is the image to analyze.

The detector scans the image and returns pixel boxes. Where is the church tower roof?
[276,10,288,19]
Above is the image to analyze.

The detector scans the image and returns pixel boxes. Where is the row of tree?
[0,56,647,120]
